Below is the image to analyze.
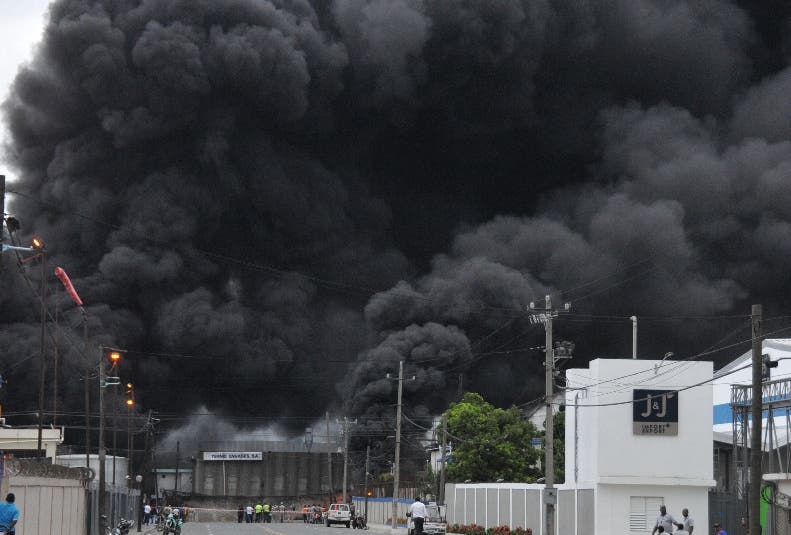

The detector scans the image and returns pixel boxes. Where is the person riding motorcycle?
[164,511,183,535]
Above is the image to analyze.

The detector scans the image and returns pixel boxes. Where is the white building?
[0,426,63,459]
[565,358,714,534]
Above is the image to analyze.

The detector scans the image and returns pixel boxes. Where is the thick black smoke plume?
[2,0,791,443]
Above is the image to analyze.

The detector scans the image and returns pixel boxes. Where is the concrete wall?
[9,476,86,535]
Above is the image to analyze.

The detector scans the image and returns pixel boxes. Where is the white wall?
[566,359,713,486]
[597,484,707,534]
[9,476,87,535]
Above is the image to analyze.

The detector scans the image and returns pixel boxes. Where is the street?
[173,523,385,535]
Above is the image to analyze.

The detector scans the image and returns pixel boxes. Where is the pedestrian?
[713,522,727,535]
[674,508,694,534]
[652,505,676,535]
[279,502,285,522]
[238,505,244,523]
[303,505,309,523]
[255,502,263,523]
[0,493,19,535]
[144,503,152,525]
[409,496,427,535]
[264,502,271,523]
[246,505,254,523]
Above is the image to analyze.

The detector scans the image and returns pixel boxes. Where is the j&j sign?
[633,389,678,436]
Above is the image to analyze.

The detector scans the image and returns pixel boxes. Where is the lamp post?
[0,235,48,458]
[99,347,123,530]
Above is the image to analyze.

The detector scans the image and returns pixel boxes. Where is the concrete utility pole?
[364,445,370,524]
[750,304,762,535]
[543,295,556,535]
[528,295,571,535]
[631,316,637,359]
[36,246,46,457]
[439,413,447,505]
[98,346,107,528]
[392,360,404,531]
[326,411,334,502]
[340,416,357,503]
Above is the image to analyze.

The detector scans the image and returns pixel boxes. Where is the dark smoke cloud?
[1,0,791,451]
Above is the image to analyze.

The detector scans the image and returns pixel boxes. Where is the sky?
[0,1,51,164]
[2,0,791,458]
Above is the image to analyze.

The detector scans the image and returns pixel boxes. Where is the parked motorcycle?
[115,518,134,535]
[102,516,134,535]
[352,514,368,530]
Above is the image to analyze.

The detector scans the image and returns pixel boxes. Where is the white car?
[326,503,352,528]
[408,504,446,535]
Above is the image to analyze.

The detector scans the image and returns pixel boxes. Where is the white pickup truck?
[325,503,352,528]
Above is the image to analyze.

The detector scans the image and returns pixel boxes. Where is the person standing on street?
[652,505,676,535]
[409,497,427,535]
[0,493,19,535]
[675,508,694,534]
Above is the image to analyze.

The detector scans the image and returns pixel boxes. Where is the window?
[629,496,664,531]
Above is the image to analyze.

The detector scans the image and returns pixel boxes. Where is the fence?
[443,484,594,535]
[352,496,414,526]
[4,460,88,535]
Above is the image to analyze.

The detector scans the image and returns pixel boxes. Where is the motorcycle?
[352,514,367,530]
[163,514,183,535]
[102,516,134,535]
[116,518,135,535]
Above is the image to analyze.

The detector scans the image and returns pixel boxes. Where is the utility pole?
[364,444,370,525]
[392,360,404,531]
[175,440,180,494]
[439,413,447,505]
[544,295,555,535]
[750,304,762,535]
[326,411,334,502]
[139,409,153,533]
[36,246,46,457]
[83,312,90,471]
[528,295,571,535]
[98,346,107,528]
[339,416,357,503]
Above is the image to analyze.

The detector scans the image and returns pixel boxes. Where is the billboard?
[203,451,263,461]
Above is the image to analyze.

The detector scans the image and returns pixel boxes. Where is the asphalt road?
[176,522,386,535]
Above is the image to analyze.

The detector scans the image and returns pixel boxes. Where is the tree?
[445,392,541,482]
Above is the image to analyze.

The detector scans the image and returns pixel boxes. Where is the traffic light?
[762,353,779,381]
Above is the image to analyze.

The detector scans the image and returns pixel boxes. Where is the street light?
[98,346,126,529]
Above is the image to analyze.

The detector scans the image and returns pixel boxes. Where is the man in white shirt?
[652,505,675,535]
[409,497,428,535]
[674,508,693,534]
[144,503,152,525]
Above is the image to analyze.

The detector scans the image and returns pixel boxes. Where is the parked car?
[326,503,352,528]
[407,504,446,535]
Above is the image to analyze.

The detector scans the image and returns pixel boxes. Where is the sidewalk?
[368,523,406,533]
